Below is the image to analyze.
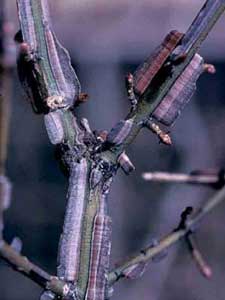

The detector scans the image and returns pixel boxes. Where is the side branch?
[0,239,78,299]
[108,185,225,285]
[101,0,224,163]
[142,170,225,188]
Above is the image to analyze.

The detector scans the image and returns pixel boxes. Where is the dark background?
[1,1,225,300]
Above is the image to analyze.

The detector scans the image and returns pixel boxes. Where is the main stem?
[57,154,114,299]
[15,1,225,300]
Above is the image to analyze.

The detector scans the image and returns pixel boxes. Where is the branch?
[142,169,225,189]
[14,1,225,300]
[108,185,225,285]
[100,0,223,163]
[0,239,79,299]
[16,2,113,299]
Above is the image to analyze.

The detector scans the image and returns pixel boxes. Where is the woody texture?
[0,0,225,300]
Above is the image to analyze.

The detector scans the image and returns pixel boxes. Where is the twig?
[100,1,225,162]
[185,234,212,279]
[0,239,79,299]
[142,170,225,187]
[108,185,225,285]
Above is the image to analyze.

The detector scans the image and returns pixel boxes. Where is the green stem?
[108,185,225,285]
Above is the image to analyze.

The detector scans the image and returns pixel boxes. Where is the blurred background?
[1,0,225,299]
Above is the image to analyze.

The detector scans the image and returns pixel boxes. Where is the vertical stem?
[57,157,113,299]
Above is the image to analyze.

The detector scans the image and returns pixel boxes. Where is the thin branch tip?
[108,186,225,286]
[186,234,212,279]
[142,170,225,188]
